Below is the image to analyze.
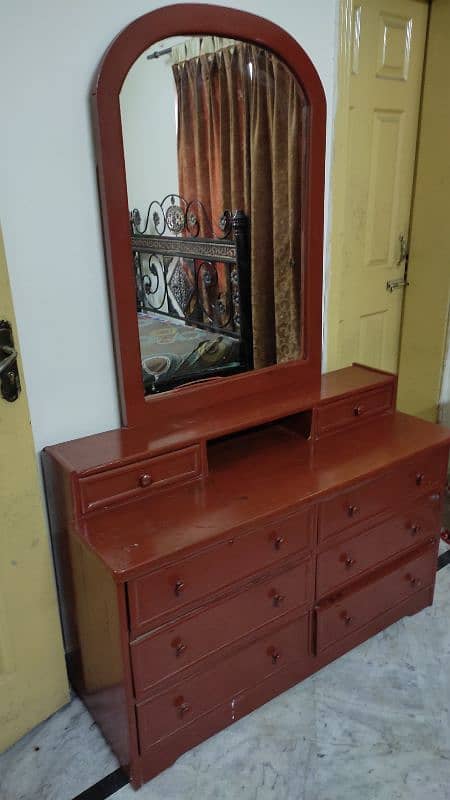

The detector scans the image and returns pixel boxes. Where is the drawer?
[318,447,448,543]
[128,507,315,634]
[131,557,314,696]
[315,542,437,654]
[79,445,202,513]
[136,612,309,748]
[316,384,393,437]
[317,492,442,598]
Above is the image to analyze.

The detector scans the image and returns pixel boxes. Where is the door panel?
[0,226,68,751]
[327,0,429,374]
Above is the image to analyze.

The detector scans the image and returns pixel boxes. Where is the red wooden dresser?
[43,364,450,787]
[42,4,450,790]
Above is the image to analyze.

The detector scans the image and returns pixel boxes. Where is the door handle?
[0,321,20,402]
[0,345,17,376]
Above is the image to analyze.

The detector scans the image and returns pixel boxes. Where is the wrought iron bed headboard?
[130,194,253,372]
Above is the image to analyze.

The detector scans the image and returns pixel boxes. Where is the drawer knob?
[174,579,185,596]
[272,593,285,608]
[341,612,353,625]
[269,647,281,665]
[274,535,284,551]
[138,473,152,488]
[410,523,423,537]
[344,555,356,568]
[176,701,191,719]
[353,405,364,417]
[347,504,360,518]
[173,638,187,657]
[416,472,425,486]
[408,575,422,588]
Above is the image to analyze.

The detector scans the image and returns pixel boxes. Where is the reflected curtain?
[172,42,307,368]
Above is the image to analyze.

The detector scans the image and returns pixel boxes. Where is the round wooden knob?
[341,611,353,625]
[347,504,360,518]
[139,473,152,488]
[415,472,425,486]
[177,701,191,719]
[353,405,364,417]
[270,648,281,664]
[173,639,187,657]
[174,579,185,596]
[409,576,422,588]
[410,524,422,536]
[344,555,356,568]
[274,535,284,550]
[272,593,285,608]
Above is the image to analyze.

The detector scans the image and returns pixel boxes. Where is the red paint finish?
[41,5,450,790]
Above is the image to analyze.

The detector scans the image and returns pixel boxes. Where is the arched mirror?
[93,5,326,428]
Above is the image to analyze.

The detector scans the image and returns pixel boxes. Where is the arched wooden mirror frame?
[92,3,326,430]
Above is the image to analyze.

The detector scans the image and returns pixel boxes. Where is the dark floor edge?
[71,768,129,800]
[438,549,450,570]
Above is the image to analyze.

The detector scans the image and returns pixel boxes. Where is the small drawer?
[315,542,437,654]
[317,492,442,598]
[131,557,314,696]
[318,448,448,543]
[79,445,202,513]
[136,612,309,748]
[129,508,315,634]
[318,472,392,543]
[316,384,393,438]
[128,507,315,634]
[396,447,449,498]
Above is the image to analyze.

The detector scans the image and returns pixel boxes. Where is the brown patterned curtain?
[173,42,307,368]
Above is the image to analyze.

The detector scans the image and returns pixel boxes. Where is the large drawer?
[131,556,313,696]
[317,492,441,598]
[318,447,448,543]
[315,542,437,654]
[316,384,394,438]
[79,445,202,514]
[128,507,315,634]
[136,612,310,748]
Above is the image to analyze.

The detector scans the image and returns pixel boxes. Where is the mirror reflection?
[120,36,309,394]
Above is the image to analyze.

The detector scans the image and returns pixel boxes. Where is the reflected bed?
[132,197,252,395]
[139,312,241,392]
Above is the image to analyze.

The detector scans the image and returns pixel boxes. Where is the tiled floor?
[1,547,450,800]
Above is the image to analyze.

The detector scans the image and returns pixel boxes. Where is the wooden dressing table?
[43,5,450,789]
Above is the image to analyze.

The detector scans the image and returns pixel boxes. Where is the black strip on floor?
[72,768,129,800]
[438,549,450,571]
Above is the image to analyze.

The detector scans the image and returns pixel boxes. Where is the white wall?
[0,0,339,453]
[120,39,181,216]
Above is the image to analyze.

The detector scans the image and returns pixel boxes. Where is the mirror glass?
[120,36,309,395]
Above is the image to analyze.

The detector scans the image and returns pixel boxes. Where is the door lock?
[0,321,21,402]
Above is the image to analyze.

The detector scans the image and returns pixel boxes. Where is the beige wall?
[397,0,450,421]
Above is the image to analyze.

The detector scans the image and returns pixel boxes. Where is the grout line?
[71,768,129,800]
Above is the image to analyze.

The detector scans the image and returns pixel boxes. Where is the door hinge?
[387,234,410,292]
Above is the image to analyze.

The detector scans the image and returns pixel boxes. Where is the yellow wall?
[397,0,450,420]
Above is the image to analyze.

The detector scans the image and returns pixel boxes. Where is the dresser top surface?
[45,366,393,475]
[74,411,450,580]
